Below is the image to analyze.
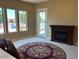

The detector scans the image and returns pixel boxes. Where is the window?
[6,9,17,33]
[39,11,46,34]
[0,7,4,34]
[18,10,27,31]
[0,7,28,35]
[37,8,48,37]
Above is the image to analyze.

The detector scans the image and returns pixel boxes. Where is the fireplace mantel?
[50,25,75,45]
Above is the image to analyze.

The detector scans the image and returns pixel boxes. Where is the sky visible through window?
[7,9,17,32]
[7,9,15,19]
[0,8,2,14]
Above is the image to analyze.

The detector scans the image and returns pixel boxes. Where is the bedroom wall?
[0,0,36,41]
[36,0,78,45]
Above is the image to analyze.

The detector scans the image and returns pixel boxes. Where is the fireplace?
[50,25,75,45]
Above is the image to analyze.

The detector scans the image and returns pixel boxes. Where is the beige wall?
[0,0,36,40]
[0,0,78,44]
[36,0,78,44]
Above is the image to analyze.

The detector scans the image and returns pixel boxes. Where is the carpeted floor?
[13,37,78,59]
[18,42,66,59]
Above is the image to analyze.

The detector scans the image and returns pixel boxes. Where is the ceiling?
[21,0,50,4]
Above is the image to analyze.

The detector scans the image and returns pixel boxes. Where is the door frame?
[36,8,48,37]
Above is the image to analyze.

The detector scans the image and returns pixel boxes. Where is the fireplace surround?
[50,25,75,45]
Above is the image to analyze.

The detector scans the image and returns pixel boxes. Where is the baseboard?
[36,35,51,40]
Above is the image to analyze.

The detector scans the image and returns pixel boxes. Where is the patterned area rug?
[18,42,66,59]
